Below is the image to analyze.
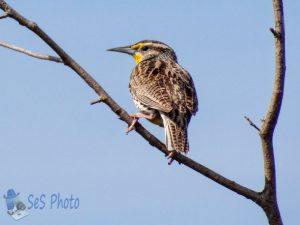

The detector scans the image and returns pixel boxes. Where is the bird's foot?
[126,116,139,135]
[125,113,156,135]
[167,151,176,165]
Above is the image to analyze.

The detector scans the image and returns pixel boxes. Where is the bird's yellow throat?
[131,43,144,64]
[133,52,142,64]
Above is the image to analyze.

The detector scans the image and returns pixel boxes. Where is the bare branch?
[244,116,260,132]
[0,0,261,204]
[261,0,285,183]
[258,0,285,224]
[261,1,286,138]
[0,41,62,63]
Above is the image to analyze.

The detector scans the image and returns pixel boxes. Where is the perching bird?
[108,40,198,163]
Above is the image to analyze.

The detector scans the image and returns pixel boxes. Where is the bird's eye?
[141,46,149,51]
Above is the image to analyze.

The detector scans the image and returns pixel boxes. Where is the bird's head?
[107,40,177,64]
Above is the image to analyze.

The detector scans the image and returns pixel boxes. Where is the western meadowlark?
[108,40,198,163]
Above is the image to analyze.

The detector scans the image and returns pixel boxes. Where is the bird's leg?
[130,112,156,120]
[125,113,156,134]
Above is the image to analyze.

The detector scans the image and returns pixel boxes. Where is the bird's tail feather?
[161,114,189,153]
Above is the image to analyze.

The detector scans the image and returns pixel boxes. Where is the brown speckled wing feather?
[130,59,198,117]
[129,59,173,113]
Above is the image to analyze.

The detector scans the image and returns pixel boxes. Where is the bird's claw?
[167,151,176,165]
[125,116,139,135]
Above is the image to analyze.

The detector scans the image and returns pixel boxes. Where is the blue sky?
[0,1,299,224]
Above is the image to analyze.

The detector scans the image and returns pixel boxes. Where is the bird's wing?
[130,59,198,117]
[130,60,173,113]
[174,64,198,115]
[131,80,173,113]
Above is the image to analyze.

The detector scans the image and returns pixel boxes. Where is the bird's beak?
[107,46,135,55]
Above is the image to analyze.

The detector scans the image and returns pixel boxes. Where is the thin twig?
[90,97,104,105]
[244,116,260,132]
[0,41,62,63]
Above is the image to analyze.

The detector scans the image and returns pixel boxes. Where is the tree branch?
[261,2,285,137]
[0,0,261,204]
[258,0,285,224]
[0,41,62,63]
